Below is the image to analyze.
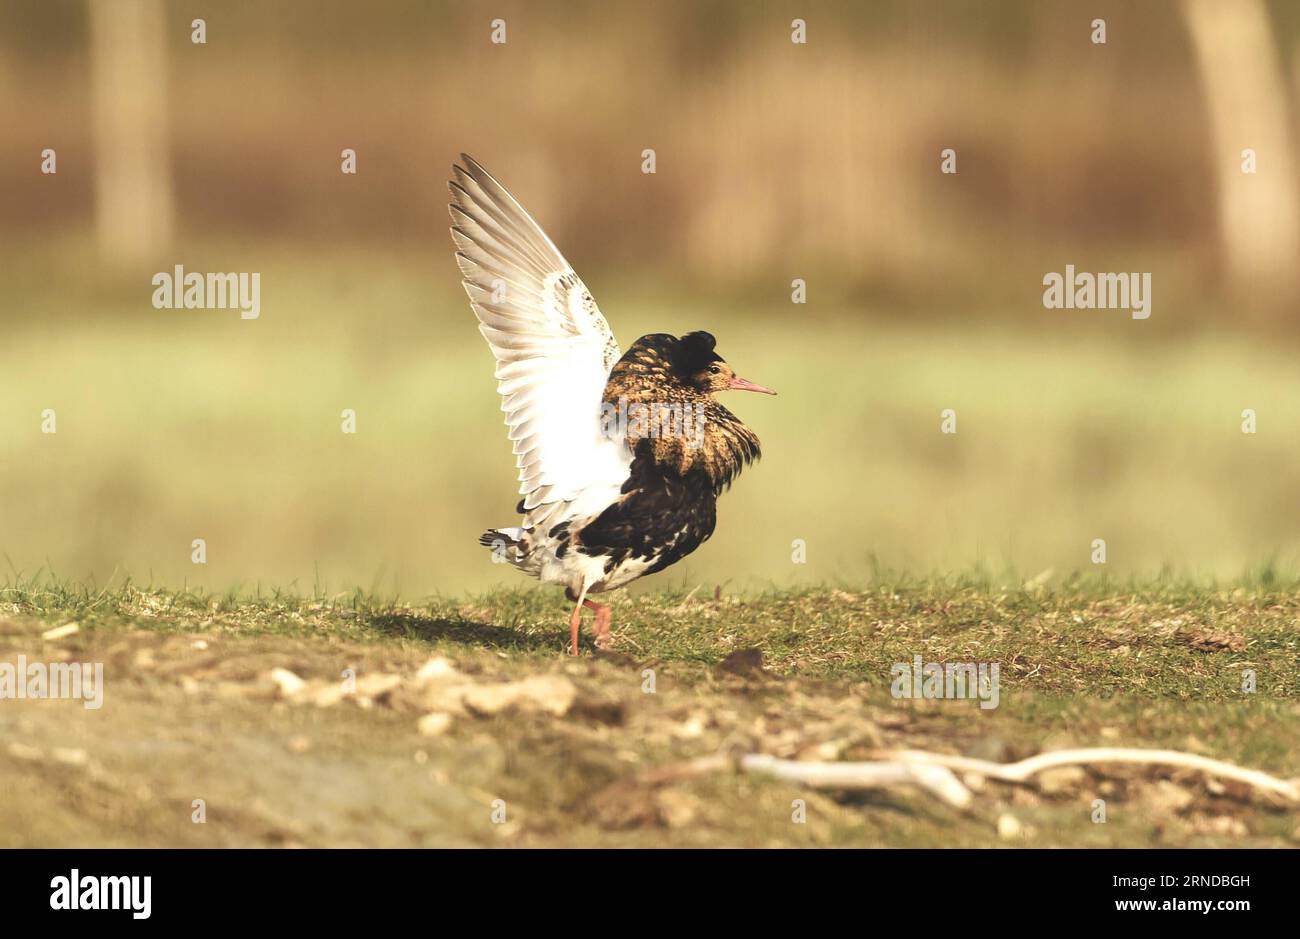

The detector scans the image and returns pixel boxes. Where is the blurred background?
[2,0,1300,596]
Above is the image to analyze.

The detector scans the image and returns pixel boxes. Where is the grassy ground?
[2,577,1296,847]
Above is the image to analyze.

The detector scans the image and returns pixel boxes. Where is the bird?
[448,154,774,655]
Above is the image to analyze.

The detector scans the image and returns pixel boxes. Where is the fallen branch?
[636,753,732,786]
[634,751,973,808]
[877,747,1300,803]
[739,754,973,808]
[643,746,1299,813]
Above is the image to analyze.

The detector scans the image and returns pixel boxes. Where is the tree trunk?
[1182,0,1300,311]
[88,0,173,269]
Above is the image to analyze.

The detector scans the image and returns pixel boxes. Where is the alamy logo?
[0,656,103,709]
[152,265,261,319]
[50,869,151,919]
[890,654,1000,709]
[1042,265,1150,320]
[600,396,707,449]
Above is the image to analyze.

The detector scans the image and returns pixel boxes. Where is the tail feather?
[479,526,525,548]
[480,527,532,570]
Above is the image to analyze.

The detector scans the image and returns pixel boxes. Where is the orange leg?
[568,602,583,656]
[584,599,612,649]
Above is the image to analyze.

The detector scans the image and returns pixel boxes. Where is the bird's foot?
[583,599,613,650]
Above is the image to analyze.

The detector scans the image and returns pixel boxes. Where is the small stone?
[269,668,307,698]
[417,713,453,737]
[1207,816,1249,837]
[1144,780,1195,814]
[523,674,577,714]
[286,736,311,754]
[675,713,708,739]
[418,683,471,715]
[812,740,846,761]
[415,656,458,682]
[461,683,521,715]
[515,674,577,716]
[462,675,577,717]
[1038,766,1087,794]
[354,673,402,701]
[311,684,348,707]
[996,813,1023,840]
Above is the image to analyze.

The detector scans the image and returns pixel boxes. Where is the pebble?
[996,813,1023,840]
[417,713,453,737]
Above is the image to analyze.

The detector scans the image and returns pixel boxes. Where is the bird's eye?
[708,365,721,375]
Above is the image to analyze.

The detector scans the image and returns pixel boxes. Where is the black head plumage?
[671,331,723,378]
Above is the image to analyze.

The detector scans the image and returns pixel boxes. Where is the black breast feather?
[577,439,717,577]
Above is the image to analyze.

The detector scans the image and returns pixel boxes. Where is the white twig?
[878,747,1300,802]
[653,747,1298,814]
[739,754,974,808]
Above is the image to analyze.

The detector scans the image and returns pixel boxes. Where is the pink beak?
[727,375,777,395]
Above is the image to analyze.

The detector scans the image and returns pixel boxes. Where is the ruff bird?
[449,155,774,654]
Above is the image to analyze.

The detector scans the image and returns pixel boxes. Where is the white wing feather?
[449,155,628,513]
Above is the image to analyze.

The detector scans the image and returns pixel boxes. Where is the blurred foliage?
[3,0,1300,317]
[1,243,1298,593]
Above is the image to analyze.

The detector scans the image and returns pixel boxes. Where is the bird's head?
[673,331,776,397]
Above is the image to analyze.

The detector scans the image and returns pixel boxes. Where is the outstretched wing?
[449,154,627,511]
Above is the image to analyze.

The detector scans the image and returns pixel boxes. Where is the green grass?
[620,577,1299,701]
[6,574,1297,698]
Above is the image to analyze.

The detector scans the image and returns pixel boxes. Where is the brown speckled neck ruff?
[603,333,761,494]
